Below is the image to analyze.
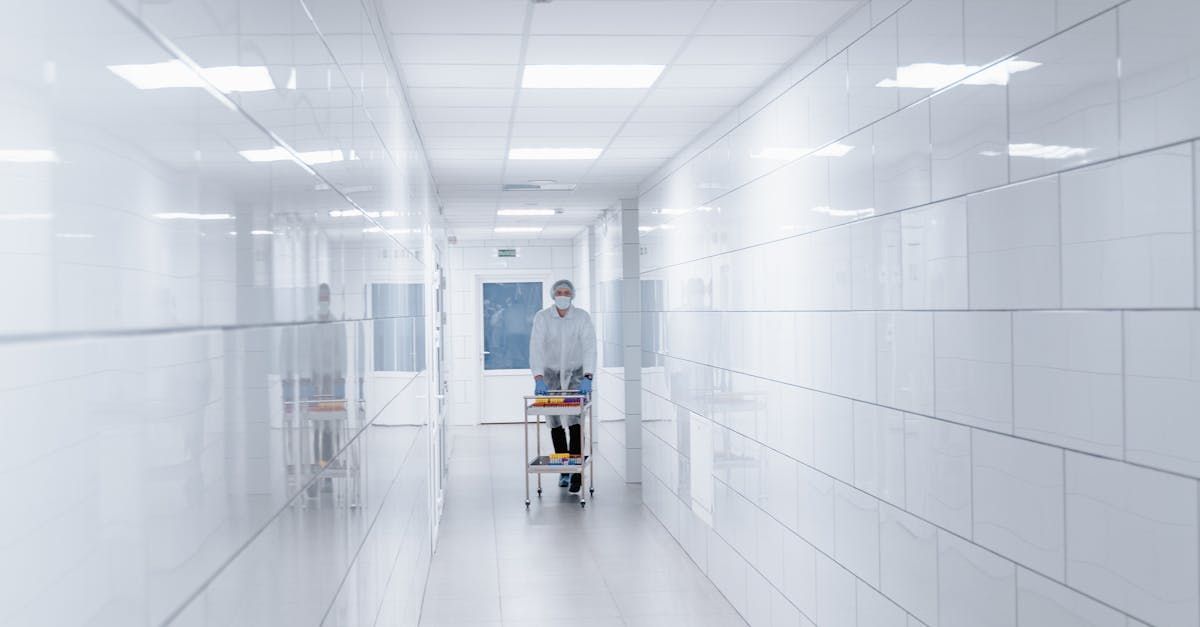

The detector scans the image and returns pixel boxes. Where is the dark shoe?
[569,473,582,493]
[559,474,569,487]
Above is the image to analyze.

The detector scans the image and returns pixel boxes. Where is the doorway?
[479,280,543,423]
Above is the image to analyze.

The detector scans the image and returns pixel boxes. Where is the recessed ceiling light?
[876,61,1040,89]
[329,209,398,218]
[751,143,854,161]
[240,147,353,165]
[509,148,602,160]
[227,230,275,236]
[1007,143,1092,160]
[0,212,53,221]
[0,149,58,163]
[813,143,855,158]
[497,208,558,217]
[363,227,420,234]
[494,226,543,234]
[108,60,275,92]
[503,182,578,191]
[154,212,236,221]
[811,206,875,218]
[522,65,665,89]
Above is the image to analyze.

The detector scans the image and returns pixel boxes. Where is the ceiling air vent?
[503,182,576,192]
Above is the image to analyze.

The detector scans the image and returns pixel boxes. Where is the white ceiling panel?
[402,65,519,88]
[607,136,692,151]
[629,105,732,123]
[518,89,647,108]
[621,121,715,138]
[504,161,592,180]
[514,106,635,123]
[384,0,861,238]
[639,86,750,107]
[508,138,609,150]
[602,147,682,160]
[407,87,515,108]
[510,122,623,138]
[427,148,508,160]
[698,1,856,36]
[419,122,511,137]
[657,64,781,88]
[385,0,528,34]
[413,106,512,123]
[529,1,710,35]
[393,34,522,64]
[422,137,509,150]
[676,35,818,64]
[525,35,686,65]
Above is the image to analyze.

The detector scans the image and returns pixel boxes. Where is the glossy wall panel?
[0,0,438,624]
[632,0,1200,626]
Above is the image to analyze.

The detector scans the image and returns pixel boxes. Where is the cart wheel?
[589,488,594,495]
[524,500,530,509]
[537,488,542,496]
[580,501,586,508]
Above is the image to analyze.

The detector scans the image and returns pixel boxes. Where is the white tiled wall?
[0,0,439,624]
[589,206,643,482]
[637,0,1200,626]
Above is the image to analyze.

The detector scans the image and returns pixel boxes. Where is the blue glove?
[534,378,549,395]
[579,376,593,395]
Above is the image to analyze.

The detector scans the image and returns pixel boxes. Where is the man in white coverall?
[529,279,597,493]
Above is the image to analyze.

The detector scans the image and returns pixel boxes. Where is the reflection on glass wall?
[372,283,426,372]
[482,281,542,370]
[0,0,440,624]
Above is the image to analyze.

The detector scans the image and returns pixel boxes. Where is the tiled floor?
[418,424,747,627]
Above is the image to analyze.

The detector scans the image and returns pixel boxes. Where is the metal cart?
[524,391,594,508]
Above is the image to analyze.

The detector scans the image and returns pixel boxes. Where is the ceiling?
[384,0,863,240]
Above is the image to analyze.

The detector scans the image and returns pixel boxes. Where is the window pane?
[371,283,425,372]
[483,282,541,371]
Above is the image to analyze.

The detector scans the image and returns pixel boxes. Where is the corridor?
[420,426,746,627]
[3,0,1200,625]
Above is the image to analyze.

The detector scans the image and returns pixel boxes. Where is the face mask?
[554,296,572,310]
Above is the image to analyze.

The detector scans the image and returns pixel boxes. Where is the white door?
[479,280,544,423]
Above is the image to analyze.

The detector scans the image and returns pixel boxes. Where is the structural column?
[619,198,642,483]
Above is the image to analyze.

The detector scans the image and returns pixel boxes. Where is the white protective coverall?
[529,303,597,427]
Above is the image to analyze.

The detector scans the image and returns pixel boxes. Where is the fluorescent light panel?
[494,226,543,234]
[1007,143,1092,159]
[240,147,352,165]
[751,143,854,161]
[508,148,602,160]
[363,227,419,234]
[329,209,399,218]
[876,61,1041,89]
[0,149,58,163]
[0,212,53,221]
[154,212,235,221]
[497,208,557,217]
[522,65,665,89]
[108,60,276,92]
